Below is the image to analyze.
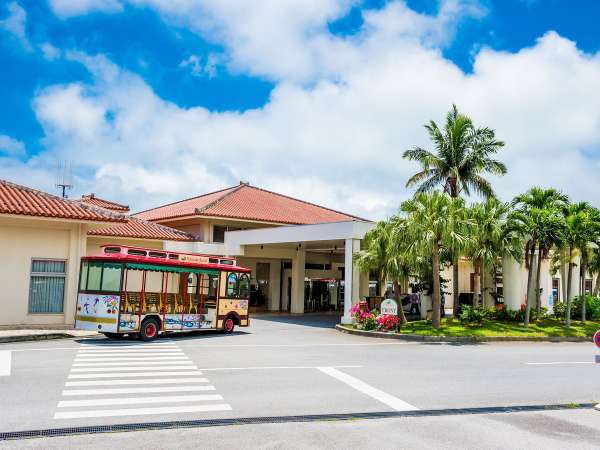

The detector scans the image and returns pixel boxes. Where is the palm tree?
[588,248,600,297]
[561,202,595,326]
[353,220,409,325]
[403,105,506,317]
[466,198,522,307]
[511,188,568,326]
[400,192,471,329]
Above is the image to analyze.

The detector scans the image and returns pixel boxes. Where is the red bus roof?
[82,245,251,273]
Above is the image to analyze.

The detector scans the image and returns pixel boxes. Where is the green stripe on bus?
[125,263,219,276]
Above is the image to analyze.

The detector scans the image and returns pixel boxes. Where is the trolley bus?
[74,245,251,340]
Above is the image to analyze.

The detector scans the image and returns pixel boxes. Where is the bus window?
[87,262,103,291]
[187,274,198,294]
[79,262,89,290]
[226,273,238,297]
[239,274,250,299]
[101,264,122,292]
[208,274,218,299]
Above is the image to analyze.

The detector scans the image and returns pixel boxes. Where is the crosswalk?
[54,340,232,420]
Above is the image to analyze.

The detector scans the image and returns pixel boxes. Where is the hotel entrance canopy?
[224,220,374,324]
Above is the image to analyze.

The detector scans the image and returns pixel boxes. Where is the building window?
[29,260,66,314]
[585,279,593,295]
[213,225,242,243]
[552,278,560,302]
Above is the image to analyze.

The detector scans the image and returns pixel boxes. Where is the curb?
[0,333,97,344]
[335,325,592,343]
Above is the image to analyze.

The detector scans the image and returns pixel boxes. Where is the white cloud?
[0,135,25,156]
[0,1,30,50]
[179,53,222,78]
[39,42,62,60]
[48,0,123,18]
[8,1,600,219]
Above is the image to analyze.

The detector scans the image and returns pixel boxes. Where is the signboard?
[179,254,209,264]
[594,330,600,349]
[380,298,398,316]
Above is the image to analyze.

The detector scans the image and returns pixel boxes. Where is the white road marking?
[74,357,189,362]
[53,404,232,419]
[526,361,594,365]
[70,365,197,373]
[0,351,11,376]
[317,367,418,412]
[57,394,223,408]
[73,361,192,367]
[77,348,183,356]
[74,352,186,357]
[199,365,363,371]
[62,386,216,396]
[78,348,183,352]
[68,370,204,379]
[65,378,209,386]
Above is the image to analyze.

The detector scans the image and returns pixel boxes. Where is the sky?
[1,0,600,219]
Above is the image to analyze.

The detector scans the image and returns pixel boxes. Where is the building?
[1,177,592,328]
[0,179,195,327]
[134,182,374,322]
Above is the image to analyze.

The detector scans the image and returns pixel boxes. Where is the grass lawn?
[397,318,599,338]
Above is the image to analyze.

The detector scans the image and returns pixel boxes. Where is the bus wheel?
[223,317,235,334]
[103,332,123,340]
[140,319,159,341]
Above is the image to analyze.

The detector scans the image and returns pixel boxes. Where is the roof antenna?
[55,160,73,199]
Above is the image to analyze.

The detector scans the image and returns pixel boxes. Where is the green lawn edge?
[341,318,599,338]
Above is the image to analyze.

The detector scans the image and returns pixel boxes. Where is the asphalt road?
[1,313,599,448]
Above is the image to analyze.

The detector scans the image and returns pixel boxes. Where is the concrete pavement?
[0,313,599,447]
[2,409,600,449]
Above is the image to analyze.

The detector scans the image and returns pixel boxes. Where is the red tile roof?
[80,194,130,212]
[87,217,195,242]
[135,183,365,225]
[0,179,126,223]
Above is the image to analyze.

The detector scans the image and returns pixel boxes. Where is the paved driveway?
[0,313,598,436]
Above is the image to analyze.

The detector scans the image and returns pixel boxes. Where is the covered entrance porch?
[224,220,374,324]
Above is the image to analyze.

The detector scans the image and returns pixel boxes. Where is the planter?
[335,324,592,343]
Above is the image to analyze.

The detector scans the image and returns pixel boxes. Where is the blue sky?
[1,0,600,218]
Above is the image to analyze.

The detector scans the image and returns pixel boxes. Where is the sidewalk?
[0,328,98,343]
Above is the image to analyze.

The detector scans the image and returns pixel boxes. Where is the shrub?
[552,301,567,319]
[491,306,548,322]
[572,295,600,320]
[376,314,401,332]
[459,305,491,325]
[351,301,371,325]
[363,314,378,331]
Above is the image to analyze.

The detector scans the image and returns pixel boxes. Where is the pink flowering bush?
[351,301,377,330]
[376,314,401,332]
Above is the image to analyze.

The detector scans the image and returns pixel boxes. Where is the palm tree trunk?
[535,243,543,318]
[593,273,600,297]
[524,242,536,327]
[379,274,387,297]
[453,260,459,317]
[432,242,442,329]
[581,261,587,324]
[566,248,573,327]
[479,260,485,308]
[392,277,408,326]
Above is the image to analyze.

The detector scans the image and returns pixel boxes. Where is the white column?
[502,256,524,310]
[569,255,581,299]
[290,248,305,314]
[341,238,360,324]
[268,260,281,311]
